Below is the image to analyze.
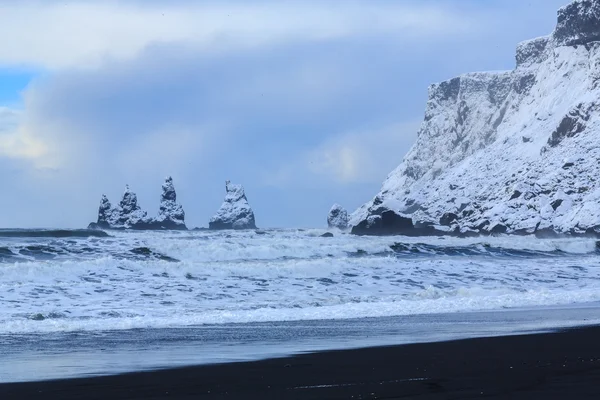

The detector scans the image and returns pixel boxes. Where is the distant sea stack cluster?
[349,0,600,237]
[89,177,256,231]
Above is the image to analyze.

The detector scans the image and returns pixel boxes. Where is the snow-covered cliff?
[209,181,257,230]
[352,0,600,237]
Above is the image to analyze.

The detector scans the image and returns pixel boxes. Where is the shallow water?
[1,305,600,383]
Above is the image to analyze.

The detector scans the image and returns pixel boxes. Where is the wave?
[0,229,109,238]
[3,285,600,334]
[2,230,600,335]
[387,242,599,257]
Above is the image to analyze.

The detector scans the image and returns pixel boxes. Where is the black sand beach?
[2,325,600,399]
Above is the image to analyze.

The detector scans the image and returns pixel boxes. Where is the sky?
[0,0,569,229]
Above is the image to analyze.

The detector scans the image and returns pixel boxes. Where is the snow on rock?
[93,195,118,229]
[155,177,187,230]
[553,0,600,46]
[88,179,187,230]
[209,181,257,230]
[351,0,600,237]
[327,204,350,229]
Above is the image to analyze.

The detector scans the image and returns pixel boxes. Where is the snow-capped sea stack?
[115,185,152,228]
[351,0,600,237]
[327,204,349,230]
[88,180,187,230]
[209,181,257,230]
[93,195,118,229]
[154,177,187,230]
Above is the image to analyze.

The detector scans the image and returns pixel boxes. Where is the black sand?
[2,326,600,399]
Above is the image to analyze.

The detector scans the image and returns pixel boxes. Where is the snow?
[351,0,600,235]
[209,181,257,230]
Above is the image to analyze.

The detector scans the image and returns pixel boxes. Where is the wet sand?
[2,326,600,399]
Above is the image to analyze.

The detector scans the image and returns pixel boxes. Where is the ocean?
[1,228,600,382]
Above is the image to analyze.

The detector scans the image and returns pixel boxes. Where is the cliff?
[352,0,600,236]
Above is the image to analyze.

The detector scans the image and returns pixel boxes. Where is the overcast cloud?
[0,0,568,228]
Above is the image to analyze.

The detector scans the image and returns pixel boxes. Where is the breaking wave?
[1,229,599,334]
[0,229,109,238]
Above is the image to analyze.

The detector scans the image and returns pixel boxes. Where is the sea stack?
[94,194,118,229]
[327,204,349,230]
[154,177,187,230]
[351,0,600,237]
[88,178,187,230]
[209,181,257,230]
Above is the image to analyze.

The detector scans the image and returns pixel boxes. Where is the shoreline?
[2,325,600,399]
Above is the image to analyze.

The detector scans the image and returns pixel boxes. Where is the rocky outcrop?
[94,194,118,229]
[209,181,256,230]
[154,177,187,230]
[327,204,349,229]
[89,177,187,230]
[351,0,600,237]
[553,0,600,46]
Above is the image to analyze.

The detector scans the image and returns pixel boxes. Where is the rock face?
[554,0,600,46]
[209,181,256,230]
[351,0,600,237]
[89,177,186,230]
[155,177,187,230]
[327,204,349,229]
[113,185,152,229]
[95,195,117,229]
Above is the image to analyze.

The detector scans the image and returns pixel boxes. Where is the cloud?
[0,1,479,69]
[0,107,48,164]
[0,0,570,228]
[265,121,420,186]
[307,122,421,183]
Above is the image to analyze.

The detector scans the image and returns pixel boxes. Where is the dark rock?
[436,77,461,102]
[477,220,491,231]
[440,213,459,226]
[320,232,334,238]
[547,103,592,147]
[351,209,415,236]
[130,247,179,262]
[510,190,522,200]
[553,0,600,47]
[551,199,564,210]
[489,224,508,234]
[563,162,575,169]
